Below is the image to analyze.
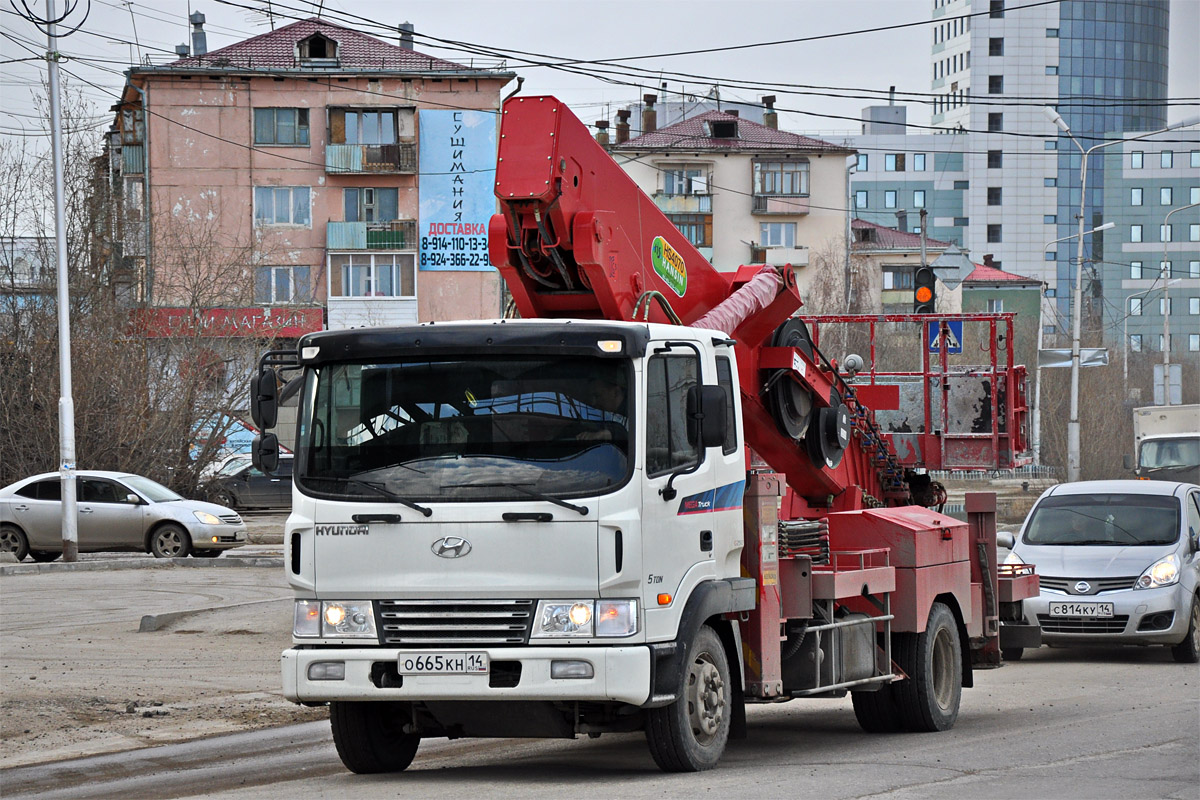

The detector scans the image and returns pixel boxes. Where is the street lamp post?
[1125,279,1180,390]
[1042,108,1199,482]
[1159,202,1200,405]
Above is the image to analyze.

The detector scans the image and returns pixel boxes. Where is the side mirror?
[251,369,279,430]
[252,433,280,474]
[996,531,1015,550]
[686,385,728,450]
[125,493,141,505]
[1122,454,1133,471]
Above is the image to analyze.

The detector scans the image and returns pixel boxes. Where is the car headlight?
[1003,549,1025,566]
[1135,554,1179,589]
[193,511,222,525]
[531,599,638,638]
[293,600,377,638]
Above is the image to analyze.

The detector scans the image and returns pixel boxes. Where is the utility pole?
[47,0,78,561]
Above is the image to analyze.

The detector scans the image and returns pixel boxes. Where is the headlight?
[1003,549,1025,566]
[531,599,639,638]
[293,600,377,638]
[1135,554,1179,589]
[193,511,222,525]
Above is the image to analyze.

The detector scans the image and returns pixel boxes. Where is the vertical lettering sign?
[418,109,497,271]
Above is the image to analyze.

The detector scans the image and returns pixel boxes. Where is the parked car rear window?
[1023,494,1180,547]
[16,480,61,501]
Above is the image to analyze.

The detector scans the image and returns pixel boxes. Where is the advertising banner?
[418,109,497,271]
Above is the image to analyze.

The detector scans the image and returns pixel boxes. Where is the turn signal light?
[657,593,672,606]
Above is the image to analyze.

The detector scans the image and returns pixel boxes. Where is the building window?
[1046,65,1059,75]
[990,0,1004,18]
[913,190,926,208]
[987,150,1003,169]
[986,224,1002,243]
[1045,251,1056,261]
[1130,224,1143,242]
[255,265,312,304]
[1160,261,1172,278]
[885,153,906,172]
[663,167,707,196]
[1130,151,1145,169]
[1129,297,1142,316]
[1192,224,1200,242]
[1046,27,1058,37]
[1044,178,1057,187]
[1191,261,1200,278]
[668,213,712,247]
[1191,187,1199,204]
[987,187,1002,205]
[1190,297,1200,315]
[759,222,796,248]
[987,113,1003,132]
[1160,298,1172,316]
[1159,335,1171,352]
[913,153,926,171]
[253,186,311,227]
[1131,187,1143,206]
[1160,224,1172,242]
[298,33,338,61]
[1045,140,1057,150]
[988,75,1004,94]
[330,108,400,145]
[1160,151,1173,169]
[883,267,914,290]
[1129,334,1143,353]
[884,190,897,209]
[1190,334,1200,352]
[989,37,1004,56]
[343,188,399,222]
[1044,214,1057,224]
[985,298,1004,313]
[253,108,310,146]
[330,252,417,298]
[953,180,969,190]
[753,160,809,196]
[1192,151,1200,168]
[856,154,868,172]
[953,216,969,226]
[855,190,868,209]
[1130,261,1144,279]
[1160,187,1173,205]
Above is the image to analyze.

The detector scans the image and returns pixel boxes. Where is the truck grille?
[376,599,535,646]
[1037,614,1129,634]
[1039,576,1137,595]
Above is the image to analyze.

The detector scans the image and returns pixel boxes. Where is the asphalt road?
[5,645,1197,800]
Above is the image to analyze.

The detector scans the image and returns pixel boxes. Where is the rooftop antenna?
[124,1,143,63]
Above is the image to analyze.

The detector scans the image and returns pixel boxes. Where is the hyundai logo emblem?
[431,536,472,558]
[1074,580,1091,594]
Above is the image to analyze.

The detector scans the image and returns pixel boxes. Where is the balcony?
[327,220,418,250]
[325,142,417,175]
[752,194,809,215]
[753,246,809,268]
[653,192,713,214]
[121,144,145,175]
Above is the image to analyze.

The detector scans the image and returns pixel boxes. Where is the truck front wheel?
[645,624,731,772]
[894,602,962,732]
[330,701,420,773]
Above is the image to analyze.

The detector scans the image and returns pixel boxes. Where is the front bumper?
[1024,584,1191,646]
[188,522,248,551]
[282,645,651,706]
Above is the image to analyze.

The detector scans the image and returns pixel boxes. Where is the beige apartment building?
[106,16,514,341]
[610,99,855,301]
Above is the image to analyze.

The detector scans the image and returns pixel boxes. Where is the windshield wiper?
[343,477,433,517]
[446,482,588,516]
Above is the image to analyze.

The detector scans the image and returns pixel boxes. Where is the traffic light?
[913,266,936,313]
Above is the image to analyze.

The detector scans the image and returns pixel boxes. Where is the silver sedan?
[0,471,247,561]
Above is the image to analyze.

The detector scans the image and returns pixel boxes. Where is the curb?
[0,557,284,577]
[138,596,292,632]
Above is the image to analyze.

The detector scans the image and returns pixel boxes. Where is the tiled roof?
[850,218,951,250]
[162,17,488,73]
[614,110,850,152]
[964,264,1041,284]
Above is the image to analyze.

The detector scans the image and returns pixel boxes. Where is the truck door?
[641,345,725,628]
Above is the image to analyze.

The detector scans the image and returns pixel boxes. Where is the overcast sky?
[2,0,1197,144]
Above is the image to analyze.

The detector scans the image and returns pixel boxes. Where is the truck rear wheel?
[330,701,420,774]
[851,683,903,732]
[893,602,961,732]
[645,624,731,772]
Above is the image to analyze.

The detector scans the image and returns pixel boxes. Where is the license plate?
[397,652,489,675]
[1049,602,1114,618]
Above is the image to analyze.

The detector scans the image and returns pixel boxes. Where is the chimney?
[889,85,896,106]
[595,120,610,148]
[399,22,414,50]
[983,254,995,268]
[175,43,190,58]
[190,11,207,57]
[895,209,908,233]
[762,95,778,129]
[642,94,657,134]
[727,108,739,118]
[615,109,631,144]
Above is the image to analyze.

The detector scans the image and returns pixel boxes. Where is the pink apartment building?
[108,16,515,347]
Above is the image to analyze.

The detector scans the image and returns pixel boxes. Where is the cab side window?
[715,356,739,455]
[645,353,700,477]
[1186,492,1200,546]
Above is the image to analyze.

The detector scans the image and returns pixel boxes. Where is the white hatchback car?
[1004,480,1200,663]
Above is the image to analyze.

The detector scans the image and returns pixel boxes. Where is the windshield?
[1140,437,1200,469]
[296,356,631,503]
[1022,494,1180,547]
[122,475,184,503]
[216,458,252,477]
